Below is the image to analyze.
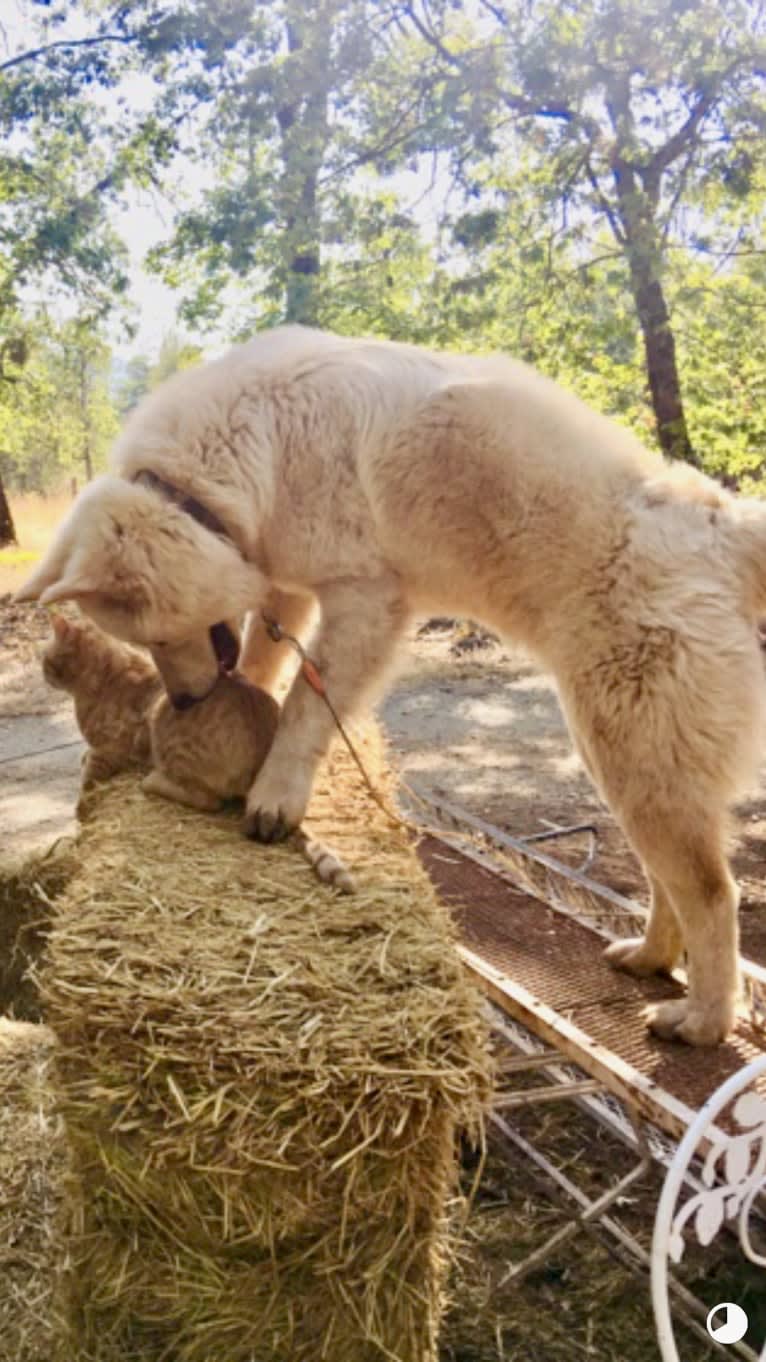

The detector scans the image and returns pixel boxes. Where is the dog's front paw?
[244,762,312,844]
[244,806,294,843]
[647,997,736,1047]
[603,936,677,978]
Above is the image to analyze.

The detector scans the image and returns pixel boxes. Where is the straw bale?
[0,1018,69,1362]
[39,721,491,1362]
[0,847,75,1019]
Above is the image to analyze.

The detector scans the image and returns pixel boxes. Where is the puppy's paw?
[647,997,735,1047]
[244,762,312,844]
[603,936,677,978]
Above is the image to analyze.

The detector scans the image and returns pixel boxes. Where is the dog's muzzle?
[169,622,240,711]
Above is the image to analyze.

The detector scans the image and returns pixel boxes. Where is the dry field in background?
[0,492,74,595]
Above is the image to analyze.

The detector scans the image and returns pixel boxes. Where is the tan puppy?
[16,325,766,1045]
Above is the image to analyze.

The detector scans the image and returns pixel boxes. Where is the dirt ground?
[1,599,764,1361]
[0,597,82,863]
[381,619,766,966]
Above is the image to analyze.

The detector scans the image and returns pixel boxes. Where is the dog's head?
[15,475,266,704]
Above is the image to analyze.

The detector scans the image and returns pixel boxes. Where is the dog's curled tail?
[292,830,355,894]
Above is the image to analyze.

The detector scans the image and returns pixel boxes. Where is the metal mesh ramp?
[419,833,766,1141]
[409,791,766,1360]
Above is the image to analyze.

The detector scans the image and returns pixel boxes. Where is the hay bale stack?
[39,722,491,1362]
[0,1018,69,1362]
[0,849,74,1019]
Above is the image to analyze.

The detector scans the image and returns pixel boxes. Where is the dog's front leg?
[241,586,317,697]
[244,574,409,843]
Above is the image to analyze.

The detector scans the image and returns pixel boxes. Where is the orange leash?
[261,613,410,828]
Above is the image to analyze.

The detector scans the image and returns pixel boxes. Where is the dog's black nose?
[171,692,197,712]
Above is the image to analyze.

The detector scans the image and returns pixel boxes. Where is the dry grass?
[0,492,73,593]
[33,721,491,1362]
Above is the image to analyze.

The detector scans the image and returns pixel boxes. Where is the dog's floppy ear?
[14,474,136,607]
[15,557,104,606]
[16,471,266,637]
[13,491,92,604]
[13,545,70,604]
[38,575,104,606]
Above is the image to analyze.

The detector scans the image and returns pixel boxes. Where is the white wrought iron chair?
[652,1054,766,1361]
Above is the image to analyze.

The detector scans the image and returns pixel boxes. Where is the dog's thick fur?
[17,326,766,1045]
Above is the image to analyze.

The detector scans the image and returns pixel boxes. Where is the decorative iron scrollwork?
[652,1055,766,1362]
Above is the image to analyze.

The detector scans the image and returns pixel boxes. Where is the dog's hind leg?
[576,691,742,1046]
[558,617,761,1046]
[604,874,683,978]
[612,803,740,1045]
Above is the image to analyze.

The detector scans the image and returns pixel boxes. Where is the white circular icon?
[706,1302,749,1345]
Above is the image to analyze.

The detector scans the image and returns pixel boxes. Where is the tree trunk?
[627,251,697,466]
[79,353,94,480]
[611,157,698,466]
[284,180,321,324]
[0,474,17,547]
[276,4,330,324]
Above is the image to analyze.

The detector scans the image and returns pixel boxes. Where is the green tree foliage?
[143,0,469,329]
[0,0,269,330]
[1,0,766,494]
[114,334,203,418]
[150,332,204,386]
[0,6,131,328]
[421,165,656,440]
[672,254,766,485]
[115,355,152,418]
[0,318,118,491]
[401,0,766,464]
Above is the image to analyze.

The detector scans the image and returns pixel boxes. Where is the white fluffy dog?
[16,326,766,1045]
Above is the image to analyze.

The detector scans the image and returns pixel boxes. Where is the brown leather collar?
[133,468,232,543]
